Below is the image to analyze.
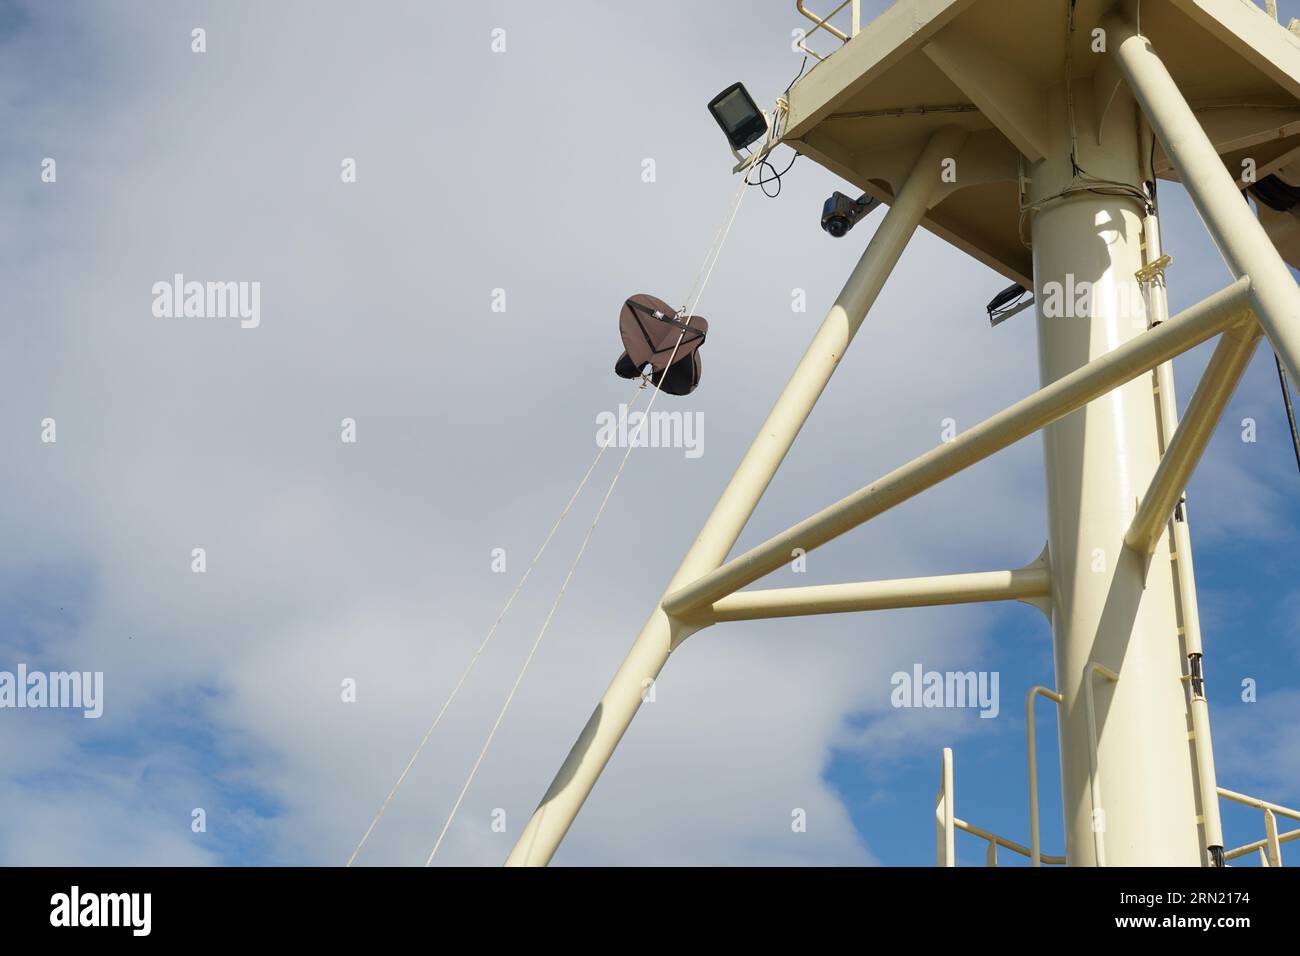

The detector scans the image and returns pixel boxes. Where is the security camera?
[820,191,878,237]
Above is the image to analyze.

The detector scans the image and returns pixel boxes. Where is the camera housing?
[820,191,878,237]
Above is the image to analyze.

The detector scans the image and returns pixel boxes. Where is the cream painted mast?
[507,0,1300,867]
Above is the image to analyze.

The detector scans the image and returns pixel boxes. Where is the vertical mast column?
[1031,80,1203,865]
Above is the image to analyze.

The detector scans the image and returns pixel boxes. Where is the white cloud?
[2,0,1289,868]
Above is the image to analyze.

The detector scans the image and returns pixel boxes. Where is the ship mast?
[507,0,1300,866]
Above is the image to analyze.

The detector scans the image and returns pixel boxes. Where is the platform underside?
[783,0,1300,285]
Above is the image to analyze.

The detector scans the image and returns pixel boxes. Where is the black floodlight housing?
[708,82,768,152]
[987,282,1034,327]
[820,191,878,237]
[1251,173,1300,212]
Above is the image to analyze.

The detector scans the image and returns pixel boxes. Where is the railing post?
[1084,663,1120,867]
[936,747,955,867]
[1266,809,1283,867]
[1027,686,1064,867]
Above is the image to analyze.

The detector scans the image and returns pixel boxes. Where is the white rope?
[681,161,751,315]
[424,167,753,865]
[686,169,751,318]
[345,384,647,866]
[679,101,782,315]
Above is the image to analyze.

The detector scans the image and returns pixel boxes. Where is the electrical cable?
[747,150,800,197]
[1277,353,1300,476]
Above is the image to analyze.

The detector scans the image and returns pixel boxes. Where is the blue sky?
[0,0,1297,867]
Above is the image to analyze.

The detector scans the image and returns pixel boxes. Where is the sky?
[0,0,1297,867]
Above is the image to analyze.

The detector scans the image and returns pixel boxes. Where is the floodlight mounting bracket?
[729,110,775,174]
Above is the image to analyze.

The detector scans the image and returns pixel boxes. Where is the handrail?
[796,0,853,42]
[936,747,955,866]
[1084,662,1119,866]
[1027,685,1064,867]
[1223,826,1300,863]
[1218,787,1300,865]
[794,1,857,62]
[937,745,1066,866]
[955,817,1067,865]
[1218,787,1300,822]
[944,715,1300,867]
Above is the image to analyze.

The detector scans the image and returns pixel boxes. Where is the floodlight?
[987,283,1033,326]
[707,82,768,152]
